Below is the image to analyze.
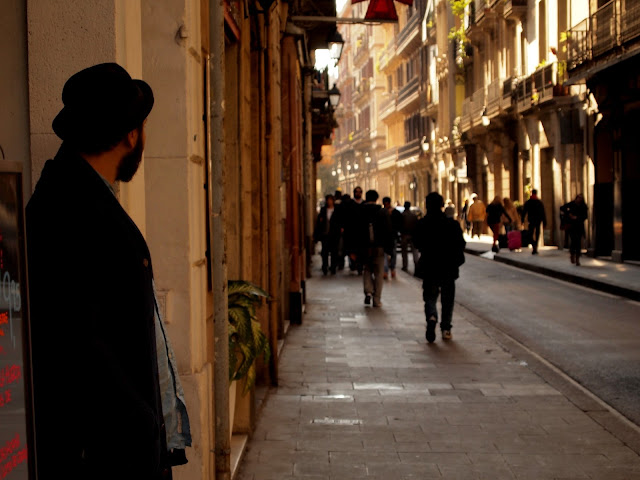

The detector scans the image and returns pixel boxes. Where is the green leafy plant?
[228,280,270,395]
[448,0,471,66]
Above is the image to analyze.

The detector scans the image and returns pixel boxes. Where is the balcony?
[354,37,370,67]
[621,0,640,43]
[377,146,399,170]
[503,0,527,21]
[486,77,503,115]
[592,1,617,58]
[459,97,472,133]
[567,0,640,72]
[471,87,485,124]
[352,77,371,107]
[516,76,533,112]
[396,11,421,58]
[398,138,421,164]
[475,0,486,23]
[500,76,516,111]
[397,76,420,113]
[379,38,398,72]
[379,95,399,123]
[567,18,591,70]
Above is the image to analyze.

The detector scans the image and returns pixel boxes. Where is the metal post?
[209,0,230,478]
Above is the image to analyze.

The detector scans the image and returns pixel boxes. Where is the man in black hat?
[27,63,189,479]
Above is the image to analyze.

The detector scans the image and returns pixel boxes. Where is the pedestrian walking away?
[413,192,466,343]
[352,190,393,307]
[560,194,588,266]
[343,186,365,274]
[382,196,402,279]
[400,201,420,273]
[467,194,486,239]
[460,198,471,236]
[26,63,191,480]
[486,196,511,252]
[314,194,342,275]
[522,189,547,255]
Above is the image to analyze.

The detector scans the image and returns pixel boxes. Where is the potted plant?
[227,280,271,396]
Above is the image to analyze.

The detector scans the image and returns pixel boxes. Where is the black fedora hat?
[53,63,154,146]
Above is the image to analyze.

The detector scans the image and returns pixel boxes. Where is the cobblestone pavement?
[237,265,640,480]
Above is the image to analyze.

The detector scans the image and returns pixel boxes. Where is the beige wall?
[0,0,31,191]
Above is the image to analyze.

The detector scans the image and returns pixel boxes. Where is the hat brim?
[52,77,154,142]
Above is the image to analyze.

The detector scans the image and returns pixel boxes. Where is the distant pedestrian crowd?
[314,187,466,343]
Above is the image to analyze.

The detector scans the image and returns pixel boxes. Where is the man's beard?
[116,133,144,182]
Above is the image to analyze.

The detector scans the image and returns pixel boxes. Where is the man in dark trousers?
[522,188,547,255]
[414,192,466,343]
[27,63,190,480]
[352,190,393,307]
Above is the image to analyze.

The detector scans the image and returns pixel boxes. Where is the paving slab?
[236,258,640,480]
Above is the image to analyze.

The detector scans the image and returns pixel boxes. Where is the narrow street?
[456,254,640,427]
[236,254,640,480]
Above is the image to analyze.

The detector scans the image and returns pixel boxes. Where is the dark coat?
[413,211,466,282]
[26,145,170,480]
[341,198,362,255]
[486,203,511,225]
[560,200,588,236]
[353,203,394,258]
[314,205,342,247]
[523,196,547,227]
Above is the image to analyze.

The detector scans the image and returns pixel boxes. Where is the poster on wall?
[0,162,32,480]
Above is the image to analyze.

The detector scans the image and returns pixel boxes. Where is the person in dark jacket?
[314,194,342,275]
[382,196,403,279]
[343,186,364,274]
[26,63,189,480]
[351,190,393,307]
[400,201,419,273]
[560,194,588,265]
[414,192,466,343]
[522,189,547,255]
[486,196,511,252]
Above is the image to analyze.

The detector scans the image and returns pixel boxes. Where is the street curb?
[492,254,640,302]
[465,247,640,302]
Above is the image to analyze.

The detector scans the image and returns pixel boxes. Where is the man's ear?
[124,128,139,149]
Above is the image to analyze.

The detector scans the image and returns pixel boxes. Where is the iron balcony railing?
[379,95,397,120]
[621,0,640,43]
[567,18,591,69]
[592,0,617,58]
[475,0,486,23]
[486,77,503,112]
[398,138,421,161]
[568,0,640,71]
[501,76,516,110]
[397,76,419,107]
[397,11,421,52]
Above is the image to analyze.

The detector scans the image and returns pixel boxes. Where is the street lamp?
[365,153,371,163]
[331,169,336,176]
[354,162,359,170]
[328,83,341,108]
[481,107,490,127]
[328,29,345,64]
[346,163,352,171]
[421,136,429,153]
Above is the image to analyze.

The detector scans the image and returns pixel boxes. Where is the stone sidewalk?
[236,265,640,479]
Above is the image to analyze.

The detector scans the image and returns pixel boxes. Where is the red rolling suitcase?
[507,230,522,250]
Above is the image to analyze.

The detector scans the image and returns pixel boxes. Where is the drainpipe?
[209,0,230,478]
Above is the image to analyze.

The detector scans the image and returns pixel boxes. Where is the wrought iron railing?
[592,1,617,58]
[398,138,421,160]
[567,18,590,70]
[397,11,421,50]
[397,76,419,106]
[621,0,640,43]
